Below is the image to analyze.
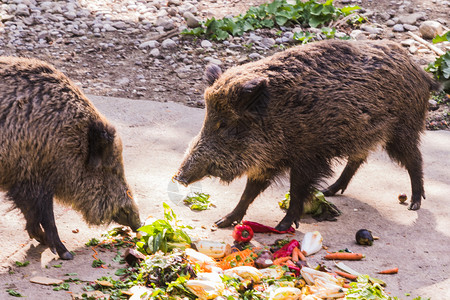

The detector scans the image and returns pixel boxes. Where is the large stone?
[139,40,160,49]
[419,21,445,39]
[398,12,426,25]
[184,11,200,28]
[392,24,405,32]
[161,38,177,49]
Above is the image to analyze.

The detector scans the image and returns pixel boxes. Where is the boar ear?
[204,64,222,86]
[87,120,116,168]
[237,77,269,116]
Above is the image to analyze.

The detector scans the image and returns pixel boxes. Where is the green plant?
[14,261,29,267]
[183,192,213,211]
[136,203,192,255]
[426,51,450,81]
[182,0,360,41]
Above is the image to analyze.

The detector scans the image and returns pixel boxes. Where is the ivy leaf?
[340,5,361,16]
[433,31,450,44]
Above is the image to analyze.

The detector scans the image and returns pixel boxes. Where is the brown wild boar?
[0,57,141,260]
[175,40,439,231]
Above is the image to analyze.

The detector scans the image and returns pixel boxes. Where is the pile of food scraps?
[71,203,423,300]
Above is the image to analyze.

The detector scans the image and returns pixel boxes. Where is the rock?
[360,24,383,35]
[400,39,416,46]
[201,40,213,48]
[398,12,426,25]
[161,38,177,49]
[350,29,367,40]
[392,24,405,32]
[150,48,160,57]
[204,57,222,65]
[184,12,200,28]
[259,37,275,48]
[139,40,160,49]
[248,52,263,60]
[409,45,418,54]
[385,20,396,27]
[419,21,445,39]
[63,11,77,21]
[112,21,128,29]
[403,24,418,31]
[429,99,439,111]
[15,4,30,16]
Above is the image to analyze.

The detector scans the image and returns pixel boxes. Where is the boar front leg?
[8,184,73,260]
[215,176,272,228]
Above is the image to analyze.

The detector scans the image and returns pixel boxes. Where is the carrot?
[273,256,292,266]
[218,248,255,270]
[378,267,398,274]
[292,247,299,262]
[324,252,364,260]
[335,270,358,281]
[284,259,296,267]
[292,247,306,262]
[297,248,306,261]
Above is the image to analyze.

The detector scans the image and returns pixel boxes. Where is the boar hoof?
[59,251,74,260]
[215,216,240,228]
[408,201,421,211]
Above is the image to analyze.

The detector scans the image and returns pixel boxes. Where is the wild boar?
[0,57,141,260]
[175,40,439,231]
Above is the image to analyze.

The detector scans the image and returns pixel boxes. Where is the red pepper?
[273,239,300,259]
[232,224,254,243]
[242,220,295,234]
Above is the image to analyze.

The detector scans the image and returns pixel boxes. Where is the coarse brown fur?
[175,39,439,231]
[0,57,141,259]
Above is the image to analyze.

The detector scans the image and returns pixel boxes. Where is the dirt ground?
[1,0,450,299]
[0,95,449,299]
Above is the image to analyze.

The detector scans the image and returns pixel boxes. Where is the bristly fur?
[0,56,140,259]
[176,40,438,230]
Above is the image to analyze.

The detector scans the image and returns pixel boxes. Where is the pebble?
[403,24,418,31]
[150,48,161,57]
[139,40,160,49]
[184,11,200,28]
[393,24,405,32]
[161,38,177,49]
[201,40,212,48]
[360,24,383,35]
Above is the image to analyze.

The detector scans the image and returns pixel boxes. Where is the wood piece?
[30,276,63,285]
[407,31,445,55]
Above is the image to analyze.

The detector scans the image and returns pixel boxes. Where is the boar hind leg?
[8,185,73,260]
[215,177,272,228]
[322,154,367,196]
[385,133,425,211]
[276,164,331,232]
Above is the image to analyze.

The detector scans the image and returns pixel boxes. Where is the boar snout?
[174,158,210,186]
[113,204,141,232]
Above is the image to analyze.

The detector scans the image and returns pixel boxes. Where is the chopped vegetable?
[218,248,256,270]
[301,231,323,256]
[268,286,302,300]
[378,267,399,274]
[137,203,192,254]
[335,270,358,281]
[194,240,231,259]
[242,220,295,234]
[232,224,254,243]
[355,229,374,246]
[398,193,408,204]
[183,192,214,211]
[324,252,365,260]
[272,256,292,266]
[223,266,263,283]
[272,239,299,259]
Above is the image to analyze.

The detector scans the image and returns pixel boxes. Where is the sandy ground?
[0,95,449,299]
